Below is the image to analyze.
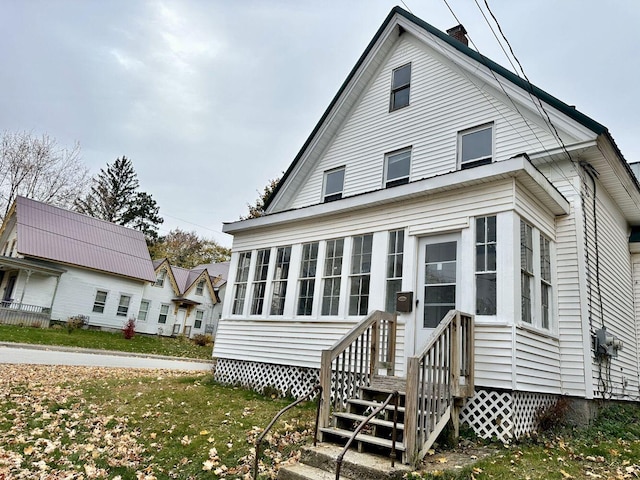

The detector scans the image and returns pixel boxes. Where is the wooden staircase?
[277,310,474,479]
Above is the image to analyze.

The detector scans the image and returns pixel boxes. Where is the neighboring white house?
[0,196,157,330]
[213,7,640,443]
[0,196,227,337]
[140,259,225,337]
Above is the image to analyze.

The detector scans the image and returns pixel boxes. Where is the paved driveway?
[0,343,213,371]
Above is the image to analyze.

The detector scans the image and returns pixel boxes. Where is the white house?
[0,196,156,330]
[212,7,640,451]
[140,259,225,337]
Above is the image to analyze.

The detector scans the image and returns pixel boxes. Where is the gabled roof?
[263,6,622,214]
[196,261,230,287]
[13,196,156,282]
[153,258,221,298]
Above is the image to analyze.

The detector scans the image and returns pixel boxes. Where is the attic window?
[155,270,166,287]
[460,124,493,169]
[196,280,205,295]
[390,63,411,111]
[323,167,345,202]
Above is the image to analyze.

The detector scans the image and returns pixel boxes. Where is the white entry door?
[415,234,460,351]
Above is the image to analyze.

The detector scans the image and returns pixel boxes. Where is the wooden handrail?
[326,310,395,362]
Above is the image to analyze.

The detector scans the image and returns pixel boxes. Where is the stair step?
[360,385,406,397]
[320,426,406,452]
[277,461,353,480]
[333,411,405,430]
[347,398,406,413]
[369,375,407,393]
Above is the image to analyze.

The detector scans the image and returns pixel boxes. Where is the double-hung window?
[460,124,493,169]
[386,230,404,312]
[138,300,150,321]
[322,238,344,315]
[158,304,169,324]
[194,310,204,329]
[232,252,252,315]
[349,234,373,315]
[520,221,534,324]
[323,167,345,202]
[251,249,271,315]
[93,290,107,313]
[297,242,319,316]
[117,295,131,317]
[385,149,411,188]
[155,270,166,287]
[270,246,291,315]
[196,280,205,295]
[390,63,411,111]
[476,216,497,315]
[540,235,552,329]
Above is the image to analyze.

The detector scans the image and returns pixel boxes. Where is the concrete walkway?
[0,342,214,371]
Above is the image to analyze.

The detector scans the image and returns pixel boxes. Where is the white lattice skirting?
[214,358,319,398]
[460,389,557,442]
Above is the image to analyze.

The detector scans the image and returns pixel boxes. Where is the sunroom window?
[349,234,373,316]
[475,216,497,315]
[232,252,252,315]
[297,242,319,316]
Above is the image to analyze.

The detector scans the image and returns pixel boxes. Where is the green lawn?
[0,324,214,360]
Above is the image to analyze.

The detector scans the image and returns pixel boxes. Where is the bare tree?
[0,131,89,221]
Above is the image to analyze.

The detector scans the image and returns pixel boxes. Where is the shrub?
[191,334,213,346]
[536,396,571,432]
[66,315,88,333]
[122,318,136,339]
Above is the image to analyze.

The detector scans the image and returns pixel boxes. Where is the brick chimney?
[446,24,468,46]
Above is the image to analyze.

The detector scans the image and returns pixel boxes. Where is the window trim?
[194,310,204,329]
[270,246,292,316]
[458,123,494,170]
[232,251,252,315]
[348,233,373,316]
[297,242,319,316]
[250,248,271,315]
[475,216,497,316]
[322,167,345,203]
[384,148,411,188]
[158,303,170,324]
[195,279,205,295]
[389,63,411,112]
[92,290,108,314]
[117,294,131,317]
[154,269,166,287]
[138,299,150,321]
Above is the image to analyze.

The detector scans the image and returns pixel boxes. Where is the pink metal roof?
[16,196,156,282]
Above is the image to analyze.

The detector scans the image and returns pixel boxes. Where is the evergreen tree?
[241,177,280,220]
[75,156,163,239]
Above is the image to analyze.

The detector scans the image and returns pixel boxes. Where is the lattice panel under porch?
[460,390,514,442]
[512,391,557,438]
[213,358,319,398]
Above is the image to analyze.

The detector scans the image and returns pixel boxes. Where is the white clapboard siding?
[584,181,639,399]
[289,35,565,211]
[13,273,58,309]
[514,183,557,239]
[51,266,146,330]
[213,320,359,369]
[515,327,562,393]
[474,324,513,389]
[632,256,640,378]
[234,179,515,251]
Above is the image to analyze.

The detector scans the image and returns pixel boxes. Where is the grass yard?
[0,364,639,479]
[0,324,214,360]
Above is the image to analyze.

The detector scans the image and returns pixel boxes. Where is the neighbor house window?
[194,310,204,329]
[520,221,534,324]
[196,280,205,295]
[540,234,552,329]
[92,290,108,313]
[476,216,497,315]
[385,149,411,187]
[322,238,344,316]
[158,304,169,324]
[117,295,131,317]
[460,124,493,169]
[232,252,252,315]
[251,249,271,315]
[349,234,373,315]
[386,230,404,313]
[155,270,166,287]
[390,63,411,111]
[297,242,319,316]
[323,167,345,202]
[138,300,150,321]
[270,246,291,315]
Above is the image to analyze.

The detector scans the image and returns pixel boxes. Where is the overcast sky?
[2,1,639,247]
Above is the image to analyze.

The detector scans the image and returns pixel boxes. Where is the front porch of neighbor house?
[0,256,65,327]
